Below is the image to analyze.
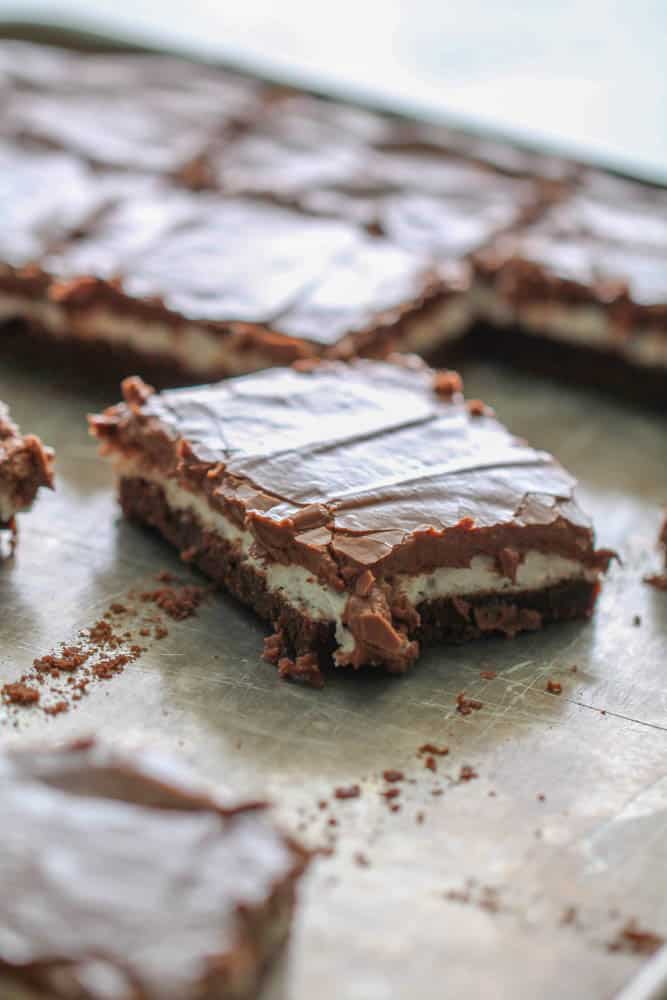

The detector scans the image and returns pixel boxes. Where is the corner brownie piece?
[0,400,53,539]
[90,358,612,673]
[0,739,307,1000]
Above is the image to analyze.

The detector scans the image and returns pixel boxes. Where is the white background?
[1,0,666,182]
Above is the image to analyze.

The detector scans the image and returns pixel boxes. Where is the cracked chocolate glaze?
[45,187,445,346]
[91,359,612,669]
[0,739,306,1000]
[476,173,667,323]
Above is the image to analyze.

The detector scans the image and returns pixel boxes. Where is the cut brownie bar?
[0,738,307,1000]
[0,399,53,537]
[90,358,613,673]
[473,172,667,399]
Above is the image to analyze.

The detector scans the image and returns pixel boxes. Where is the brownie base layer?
[1,318,255,390]
[5,315,667,409]
[119,476,600,670]
[460,322,667,410]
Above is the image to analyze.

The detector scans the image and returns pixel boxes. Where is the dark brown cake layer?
[120,475,600,671]
[463,322,667,411]
[0,739,308,1000]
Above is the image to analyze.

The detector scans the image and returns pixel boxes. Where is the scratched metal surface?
[1,355,666,1000]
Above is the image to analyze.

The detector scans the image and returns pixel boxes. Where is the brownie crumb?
[2,681,39,705]
[354,852,370,867]
[458,765,478,782]
[277,652,325,689]
[262,630,284,664]
[479,669,497,680]
[44,700,68,716]
[381,788,400,800]
[546,679,562,695]
[318,800,328,810]
[334,785,360,800]
[139,582,205,620]
[382,769,404,783]
[34,646,90,674]
[608,920,664,956]
[424,755,437,772]
[644,573,667,591]
[467,398,493,418]
[389,803,401,813]
[154,625,169,640]
[417,743,449,757]
[456,691,483,715]
[537,793,546,802]
[433,369,463,399]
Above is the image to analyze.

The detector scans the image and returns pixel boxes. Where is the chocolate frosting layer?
[45,188,443,344]
[478,174,667,318]
[92,358,609,584]
[0,740,306,1000]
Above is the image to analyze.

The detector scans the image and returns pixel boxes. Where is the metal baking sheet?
[1,353,666,1000]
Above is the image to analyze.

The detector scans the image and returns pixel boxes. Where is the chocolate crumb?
[479,669,497,680]
[644,573,667,591]
[2,681,39,705]
[417,743,449,757]
[424,756,437,772]
[262,630,283,664]
[334,784,360,800]
[277,652,325,689]
[382,769,404,782]
[318,800,328,810]
[537,793,546,802]
[467,398,493,418]
[389,803,401,813]
[608,920,664,956]
[381,788,400,800]
[139,583,205,620]
[433,369,463,399]
[44,700,68,716]
[456,692,483,715]
[354,852,370,867]
[458,765,478,782]
[546,679,562,695]
[327,817,338,827]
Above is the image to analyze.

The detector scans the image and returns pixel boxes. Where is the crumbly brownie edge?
[119,476,600,671]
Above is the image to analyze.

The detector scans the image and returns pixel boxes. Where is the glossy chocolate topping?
[92,358,609,584]
[0,740,306,1000]
[479,175,667,316]
[45,188,443,344]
